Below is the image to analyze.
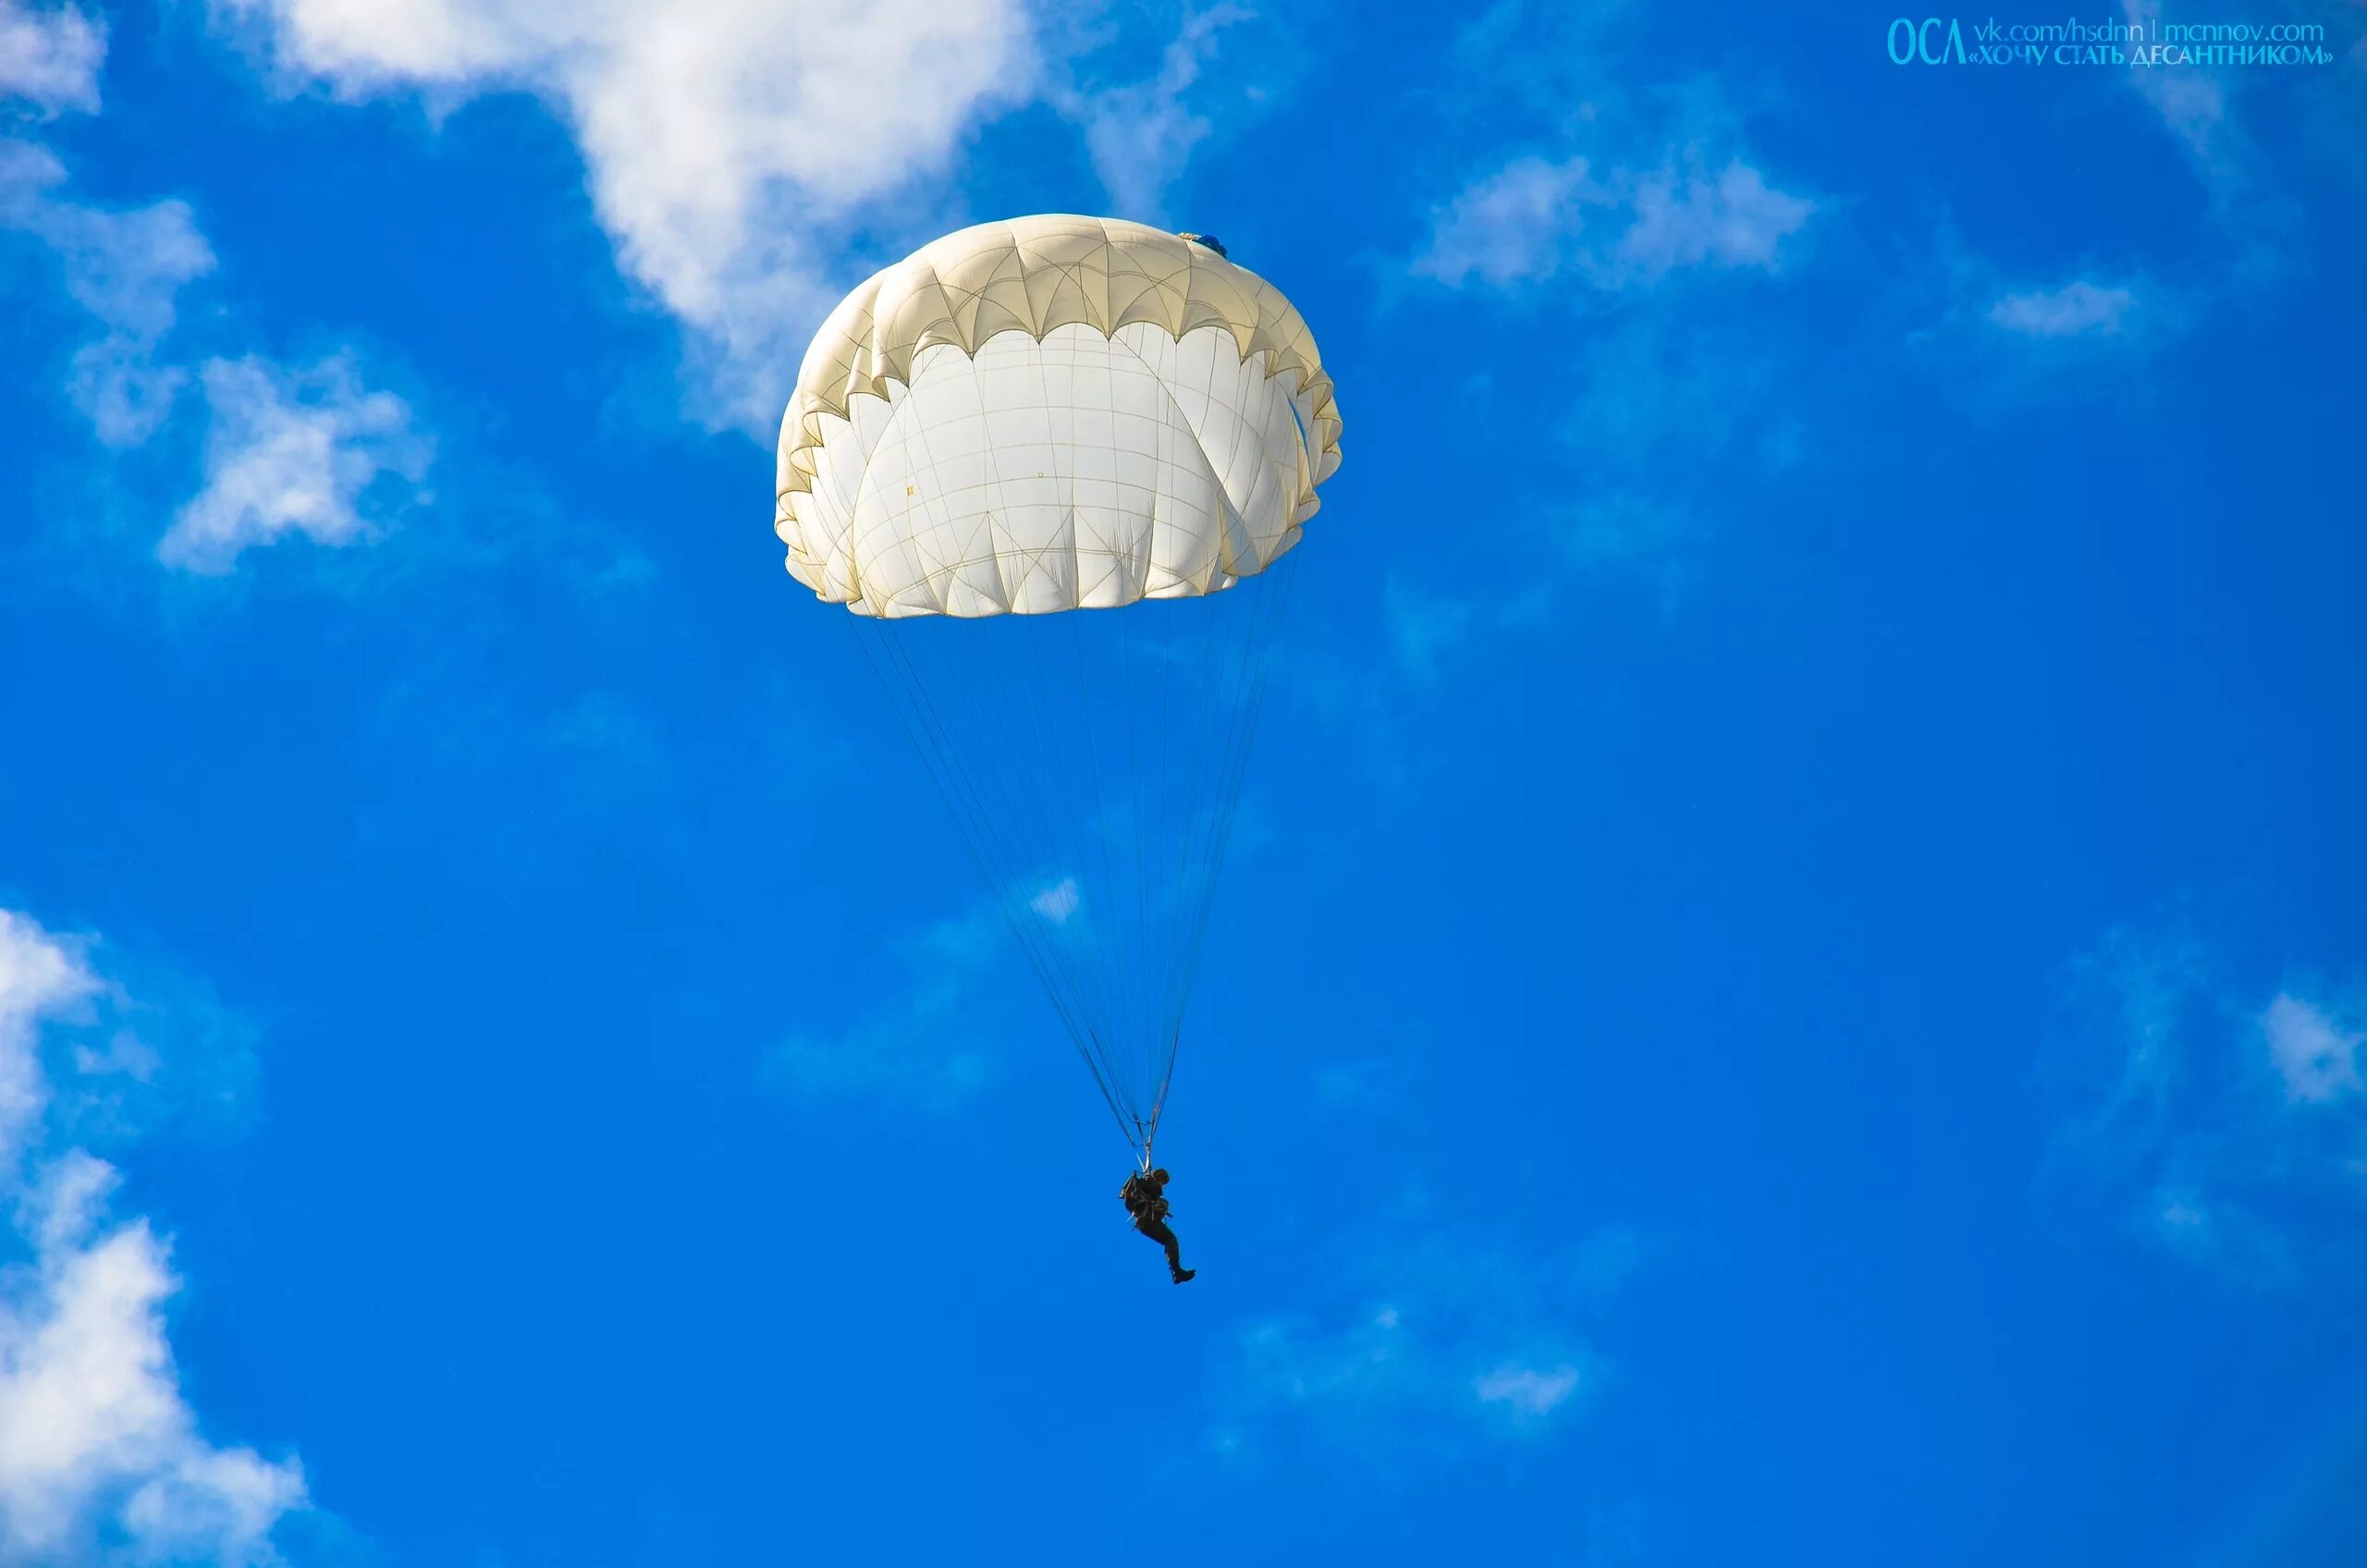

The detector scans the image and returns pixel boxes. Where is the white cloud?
[0,908,98,1170]
[1987,279,2139,338]
[4,66,433,571]
[2107,0,2351,289]
[1416,152,1811,290]
[1515,309,1807,606]
[0,911,308,1564]
[761,905,1007,1109]
[1614,158,1814,280]
[0,913,260,1163]
[1215,1212,1630,1461]
[1473,1360,1584,1418]
[6,16,441,574]
[1915,240,2183,398]
[0,139,216,446]
[160,354,432,574]
[1313,1051,1417,1113]
[1029,877,1081,925]
[2262,992,2362,1105]
[1408,1,1815,297]
[2119,0,2238,176]
[2043,924,2367,1280]
[1411,153,1598,288]
[1383,576,1478,685]
[2,1158,307,1566]
[214,0,1040,429]
[0,0,104,114]
[1052,3,1256,226]
[1379,4,1824,661]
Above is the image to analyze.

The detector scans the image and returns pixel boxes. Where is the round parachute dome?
[774,214,1343,619]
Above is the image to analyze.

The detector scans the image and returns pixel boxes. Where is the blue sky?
[2,1,2362,1563]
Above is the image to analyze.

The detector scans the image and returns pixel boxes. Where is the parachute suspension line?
[852,625,1043,1011]
[901,619,1134,1147]
[1156,551,1279,1054]
[1004,605,1100,1111]
[1144,1022,1183,1154]
[852,617,1138,1145]
[1165,547,1305,1059]
[976,619,1139,1144]
[855,623,1084,1055]
[1144,590,1224,1110]
[1035,606,1135,1121]
[1064,608,1134,1111]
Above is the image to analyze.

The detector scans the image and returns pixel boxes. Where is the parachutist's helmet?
[1150,1168,1171,1184]
[1177,231,1227,258]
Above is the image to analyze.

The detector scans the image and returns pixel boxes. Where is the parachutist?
[1122,1167,1196,1283]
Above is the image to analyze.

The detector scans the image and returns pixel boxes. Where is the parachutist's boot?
[1171,1268,1196,1284]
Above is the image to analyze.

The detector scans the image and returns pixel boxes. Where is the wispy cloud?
[1029,877,1082,925]
[2106,0,2360,289]
[1414,152,1812,291]
[0,908,307,1564]
[161,354,433,574]
[760,905,1012,1110]
[1213,1206,1640,1464]
[1472,1360,1585,1417]
[1312,1050,1418,1114]
[1410,154,1594,289]
[1049,2,1280,227]
[0,138,215,446]
[0,908,95,1168]
[0,914,260,1167]
[2118,0,2247,193]
[2262,992,2363,1106]
[1910,239,2186,402]
[210,0,1036,431]
[1405,0,1814,295]
[0,0,103,115]
[5,20,433,577]
[1382,577,1478,686]
[1617,157,1812,278]
[1987,277,2140,338]
[1905,2,2347,373]
[1371,0,1823,671]
[2042,921,2367,1282]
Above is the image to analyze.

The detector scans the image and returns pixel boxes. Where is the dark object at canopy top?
[1177,231,1227,258]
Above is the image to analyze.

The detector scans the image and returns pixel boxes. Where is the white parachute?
[775,214,1344,1157]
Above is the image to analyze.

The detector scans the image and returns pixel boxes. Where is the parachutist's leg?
[1137,1217,1189,1280]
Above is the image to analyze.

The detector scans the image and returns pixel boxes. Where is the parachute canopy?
[775,214,1343,619]
[774,214,1344,1156]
